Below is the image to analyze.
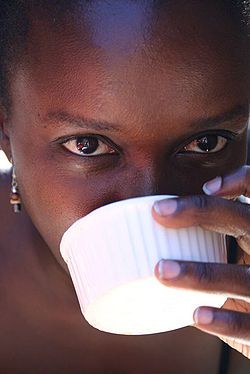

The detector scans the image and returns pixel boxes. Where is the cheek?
[9,128,136,254]
[8,135,108,251]
[12,162,119,251]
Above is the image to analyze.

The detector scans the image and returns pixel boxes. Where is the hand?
[152,166,250,359]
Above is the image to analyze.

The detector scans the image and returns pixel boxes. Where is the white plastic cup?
[60,195,227,335]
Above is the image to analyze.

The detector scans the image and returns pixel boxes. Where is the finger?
[193,306,250,348]
[152,195,250,253]
[203,165,250,198]
[155,260,250,303]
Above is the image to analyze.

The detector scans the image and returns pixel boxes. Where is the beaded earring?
[10,165,21,213]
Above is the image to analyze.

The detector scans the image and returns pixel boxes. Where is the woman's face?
[1,1,249,269]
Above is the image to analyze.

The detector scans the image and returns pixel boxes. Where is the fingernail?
[193,307,214,325]
[153,199,178,216]
[203,176,222,195]
[158,260,181,279]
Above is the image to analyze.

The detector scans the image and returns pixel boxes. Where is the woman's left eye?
[62,136,117,157]
[182,135,228,154]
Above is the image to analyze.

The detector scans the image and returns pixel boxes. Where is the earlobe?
[0,107,12,162]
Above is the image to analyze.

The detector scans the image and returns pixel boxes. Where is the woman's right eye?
[62,136,117,157]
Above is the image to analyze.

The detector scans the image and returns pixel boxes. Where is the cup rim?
[63,194,177,234]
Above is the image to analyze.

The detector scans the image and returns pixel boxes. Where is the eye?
[62,136,117,157]
[183,134,228,154]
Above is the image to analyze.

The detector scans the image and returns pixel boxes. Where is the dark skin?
[0,1,249,372]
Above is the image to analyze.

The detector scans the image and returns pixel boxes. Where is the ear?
[0,106,12,162]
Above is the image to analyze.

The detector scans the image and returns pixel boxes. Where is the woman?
[0,1,249,372]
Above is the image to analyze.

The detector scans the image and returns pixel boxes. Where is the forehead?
[12,0,248,127]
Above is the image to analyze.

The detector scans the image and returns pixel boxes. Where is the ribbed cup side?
[60,196,227,320]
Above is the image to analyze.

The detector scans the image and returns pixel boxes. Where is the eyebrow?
[44,111,120,132]
[189,104,249,130]
[44,104,248,133]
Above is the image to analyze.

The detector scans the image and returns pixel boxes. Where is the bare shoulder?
[0,168,11,182]
[0,169,13,237]
[0,168,11,208]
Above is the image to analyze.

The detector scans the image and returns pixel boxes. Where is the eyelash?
[60,134,120,158]
[177,130,236,155]
[59,130,236,159]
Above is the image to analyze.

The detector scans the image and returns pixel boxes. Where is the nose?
[97,157,175,211]
[116,159,172,200]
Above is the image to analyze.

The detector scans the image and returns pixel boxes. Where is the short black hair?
[0,0,249,116]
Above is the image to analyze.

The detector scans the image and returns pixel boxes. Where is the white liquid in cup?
[60,195,227,335]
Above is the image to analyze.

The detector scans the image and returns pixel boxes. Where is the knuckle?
[240,166,250,196]
[242,165,250,179]
[186,196,210,224]
[227,313,244,336]
[236,201,249,220]
[191,263,213,286]
[244,266,250,289]
[192,195,209,210]
[234,202,250,238]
